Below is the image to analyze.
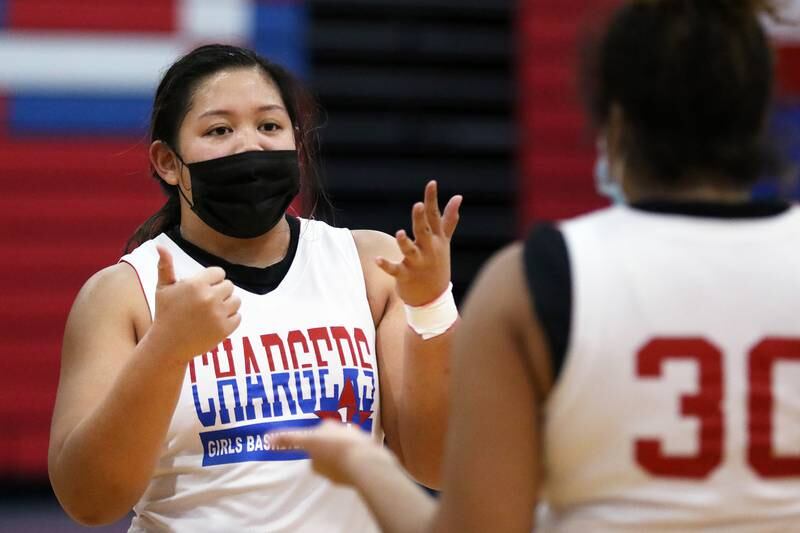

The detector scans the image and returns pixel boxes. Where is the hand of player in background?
[149,245,242,362]
[271,421,393,486]
[376,180,462,306]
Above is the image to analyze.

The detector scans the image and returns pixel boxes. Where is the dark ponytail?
[581,0,783,187]
[125,44,331,253]
[126,193,180,253]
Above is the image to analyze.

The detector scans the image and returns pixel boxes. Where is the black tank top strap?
[522,223,571,381]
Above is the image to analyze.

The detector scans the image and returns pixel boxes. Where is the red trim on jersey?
[7,0,177,33]
[119,259,153,321]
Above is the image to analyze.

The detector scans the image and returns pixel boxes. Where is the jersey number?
[635,337,800,479]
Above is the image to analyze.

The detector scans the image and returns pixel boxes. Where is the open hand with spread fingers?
[376,180,463,306]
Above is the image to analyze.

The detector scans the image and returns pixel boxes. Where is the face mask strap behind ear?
[167,143,195,209]
[594,137,627,205]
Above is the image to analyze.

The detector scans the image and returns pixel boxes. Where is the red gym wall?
[518,0,616,229]
[0,140,159,477]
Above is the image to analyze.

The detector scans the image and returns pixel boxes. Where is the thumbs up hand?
[150,245,242,362]
[156,244,178,289]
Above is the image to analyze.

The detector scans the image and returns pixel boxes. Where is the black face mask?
[175,150,300,239]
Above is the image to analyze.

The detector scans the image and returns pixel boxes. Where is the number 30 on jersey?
[635,337,800,479]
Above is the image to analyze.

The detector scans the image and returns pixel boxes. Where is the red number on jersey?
[635,338,723,479]
[748,338,800,477]
[635,336,800,479]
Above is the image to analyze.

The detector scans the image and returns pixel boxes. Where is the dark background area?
[310,0,515,302]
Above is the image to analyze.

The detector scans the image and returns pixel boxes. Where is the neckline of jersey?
[630,200,790,219]
[164,215,301,295]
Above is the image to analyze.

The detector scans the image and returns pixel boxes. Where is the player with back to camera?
[274,1,800,531]
[47,44,462,532]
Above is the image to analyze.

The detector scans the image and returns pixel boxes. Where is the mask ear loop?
[169,144,195,209]
[289,124,304,219]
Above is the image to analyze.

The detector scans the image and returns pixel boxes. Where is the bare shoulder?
[51,263,151,463]
[350,229,402,263]
[55,262,149,422]
[460,242,554,398]
[350,230,402,324]
[74,262,142,312]
[67,262,150,341]
[462,243,530,329]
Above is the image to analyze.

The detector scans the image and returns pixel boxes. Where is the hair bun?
[711,0,779,17]
[637,0,781,19]
[714,0,787,26]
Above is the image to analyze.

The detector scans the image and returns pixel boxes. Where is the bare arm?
[275,420,437,533]
[354,181,462,488]
[48,248,241,525]
[432,243,549,532]
[49,263,186,524]
[369,276,456,489]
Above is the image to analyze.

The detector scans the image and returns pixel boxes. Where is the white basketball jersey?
[538,205,800,532]
[120,219,381,532]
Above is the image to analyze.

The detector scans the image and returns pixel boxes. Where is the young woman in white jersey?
[47,44,461,532]
[276,1,800,531]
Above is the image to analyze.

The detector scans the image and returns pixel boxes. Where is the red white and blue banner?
[0,0,306,139]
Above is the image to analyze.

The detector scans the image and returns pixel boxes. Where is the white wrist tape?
[403,282,458,340]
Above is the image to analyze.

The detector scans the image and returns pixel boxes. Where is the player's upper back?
[537,202,800,532]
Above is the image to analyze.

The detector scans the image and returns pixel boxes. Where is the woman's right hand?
[150,245,242,362]
[271,421,394,487]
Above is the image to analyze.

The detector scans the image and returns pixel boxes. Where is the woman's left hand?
[376,180,462,306]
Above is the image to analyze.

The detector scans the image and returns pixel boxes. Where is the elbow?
[49,465,136,526]
[386,438,443,490]
[53,485,134,526]
[63,506,128,527]
[409,467,443,492]
[392,427,446,490]
[406,432,447,490]
[401,453,444,491]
